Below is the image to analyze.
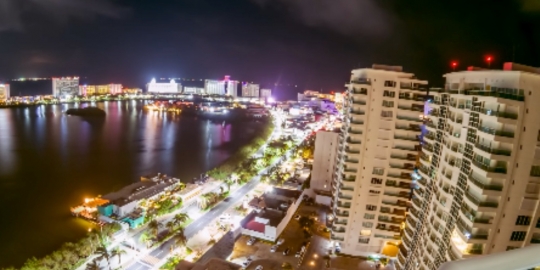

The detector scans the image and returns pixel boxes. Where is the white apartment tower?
[312,131,340,193]
[332,65,428,257]
[397,63,540,270]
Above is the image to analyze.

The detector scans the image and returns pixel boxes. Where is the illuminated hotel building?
[205,76,239,96]
[242,83,260,97]
[147,79,182,94]
[123,88,142,95]
[397,63,540,270]
[332,64,427,257]
[79,84,124,95]
[52,77,79,96]
[260,88,272,100]
[0,83,10,102]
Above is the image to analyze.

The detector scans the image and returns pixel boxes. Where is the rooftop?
[102,174,180,206]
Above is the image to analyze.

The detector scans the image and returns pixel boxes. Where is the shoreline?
[8,114,274,269]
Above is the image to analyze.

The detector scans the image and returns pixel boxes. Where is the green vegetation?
[6,223,121,270]
[208,119,274,181]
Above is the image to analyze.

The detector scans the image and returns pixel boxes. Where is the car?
[255,266,263,270]
[270,245,278,252]
[247,237,256,246]
[294,214,301,221]
[224,197,231,202]
[243,257,253,267]
[295,251,302,257]
[277,238,284,245]
[283,248,290,255]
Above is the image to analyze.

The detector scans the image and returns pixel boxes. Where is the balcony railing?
[384,191,410,198]
[394,135,420,142]
[345,148,360,154]
[335,211,350,217]
[337,203,351,209]
[396,115,423,122]
[376,224,401,232]
[472,107,518,120]
[477,126,515,138]
[344,158,359,163]
[471,159,507,174]
[390,154,416,161]
[347,128,363,135]
[350,110,365,115]
[464,192,499,208]
[351,79,371,85]
[381,200,408,207]
[338,193,353,200]
[346,139,361,145]
[352,88,368,95]
[395,124,421,131]
[475,143,512,156]
[468,174,503,191]
[334,219,348,225]
[388,173,412,179]
[378,216,404,224]
[352,99,367,105]
[393,145,419,151]
[398,105,423,112]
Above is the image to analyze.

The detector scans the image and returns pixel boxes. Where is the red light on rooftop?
[485,55,493,68]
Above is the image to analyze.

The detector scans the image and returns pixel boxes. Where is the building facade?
[0,84,10,102]
[312,131,340,192]
[147,79,182,94]
[332,64,428,257]
[261,89,272,100]
[52,77,80,96]
[183,86,204,95]
[80,84,123,95]
[205,77,239,96]
[397,63,540,270]
[242,83,260,97]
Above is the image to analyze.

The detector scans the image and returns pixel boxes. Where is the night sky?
[0,0,539,100]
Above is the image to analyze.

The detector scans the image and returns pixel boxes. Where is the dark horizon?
[1,0,539,99]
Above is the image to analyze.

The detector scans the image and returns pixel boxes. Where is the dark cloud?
[0,0,130,32]
[252,0,393,37]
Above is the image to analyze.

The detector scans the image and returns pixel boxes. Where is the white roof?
[438,245,540,270]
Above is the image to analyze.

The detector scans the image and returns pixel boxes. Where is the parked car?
[294,214,301,221]
[295,251,302,257]
[247,237,256,246]
[277,238,284,245]
[283,248,290,255]
[255,266,263,270]
[243,258,252,267]
[270,245,278,252]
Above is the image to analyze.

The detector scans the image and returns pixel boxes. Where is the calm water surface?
[0,101,264,267]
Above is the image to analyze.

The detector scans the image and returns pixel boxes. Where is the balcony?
[474,143,511,156]
[380,207,406,217]
[332,226,346,232]
[394,135,420,142]
[389,163,415,171]
[351,99,367,105]
[344,167,358,173]
[412,198,423,209]
[350,110,365,115]
[396,115,423,123]
[344,147,360,154]
[468,174,503,191]
[395,124,421,131]
[390,154,417,161]
[477,126,515,139]
[376,224,401,232]
[336,202,351,209]
[378,216,404,225]
[472,107,518,120]
[384,191,410,199]
[341,174,355,182]
[344,158,359,164]
[398,105,424,112]
[456,221,489,241]
[346,139,361,145]
[331,235,345,241]
[351,79,371,85]
[381,200,409,208]
[347,128,363,135]
[417,178,428,188]
[338,193,353,200]
[334,219,348,225]
[388,172,412,180]
[386,180,412,190]
[471,159,507,175]
[340,185,354,191]
[393,145,419,152]
[464,191,499,209]
[350,120,364,126]
[352,88,368,95]
[335,211,350,217]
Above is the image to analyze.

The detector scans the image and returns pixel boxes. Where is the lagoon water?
[0,101,264,267]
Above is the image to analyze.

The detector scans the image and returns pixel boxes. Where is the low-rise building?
[176,183,203,206]
[240,187,301,241]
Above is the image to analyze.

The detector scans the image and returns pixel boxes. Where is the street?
[125,175,262,270]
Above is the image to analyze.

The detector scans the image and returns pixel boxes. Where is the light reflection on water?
[0,101,264,267]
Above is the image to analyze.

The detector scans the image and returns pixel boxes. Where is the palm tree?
[148,220,161,237]
[173,213,189,227]
[86,259,102,270]
[139,232,151,248]
[173,227,187,250]
[166,221,175,233]
[111,247,127,265]
[198,193,211,209]
[95,246,111,269]
[230,173,239,185]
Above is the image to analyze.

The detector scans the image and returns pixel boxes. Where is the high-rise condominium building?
[332,64,428,257]
[397,63,540,270]
[312,131,340,193]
